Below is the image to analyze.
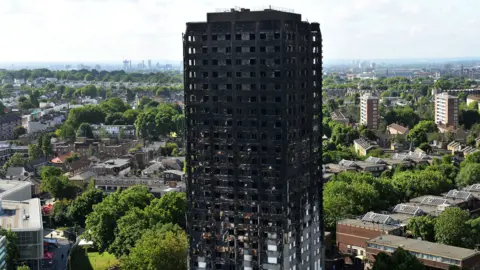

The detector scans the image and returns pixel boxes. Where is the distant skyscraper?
[184,7,323,270]
[148,60,152,70]
[360,93,379,130]
[435,92,458,130]
[123,60,129,70]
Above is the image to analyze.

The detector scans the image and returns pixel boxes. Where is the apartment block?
[184,7,323,270]
[435,92,458,130]
[360,93,379,130]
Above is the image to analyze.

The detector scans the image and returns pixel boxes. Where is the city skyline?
[1,0,480,62]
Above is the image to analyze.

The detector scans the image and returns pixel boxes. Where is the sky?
[1,0,480,62]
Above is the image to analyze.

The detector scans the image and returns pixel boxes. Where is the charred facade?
[184,8,323,270]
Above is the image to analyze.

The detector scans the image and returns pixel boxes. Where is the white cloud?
[0,0,478,62]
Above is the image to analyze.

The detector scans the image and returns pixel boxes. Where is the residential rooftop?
[0,181,32,199]
[367,234,479,261]
[337,218,402,231]
[0,198,42,231]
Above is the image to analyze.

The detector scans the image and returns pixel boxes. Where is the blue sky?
[0,0,479,62]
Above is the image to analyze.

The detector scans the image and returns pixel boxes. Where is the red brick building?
[336,213,404,259]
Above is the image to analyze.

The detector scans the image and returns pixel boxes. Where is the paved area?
[43,229,71,270]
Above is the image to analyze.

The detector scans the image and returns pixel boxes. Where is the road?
[43,229,71,270]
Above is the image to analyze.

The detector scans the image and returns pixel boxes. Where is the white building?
[0,199,43,269]
[0,180,32,201]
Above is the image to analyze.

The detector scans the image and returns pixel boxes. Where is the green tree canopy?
[66,188,105,227]
[76,123,94,139]
[28,144,42,161]
[67,105,106,128]
[372,247,424,270]
[119,224,187,270]
[456,163,480,187]
[0,228,19,269]
[84,186,154,252]
[407,120,438,146]
[434,207,471,248]
[391,170,453,201]
[2,153,26,170]
[408,215,436,242]
[123,109,140,125]
[12,126,26,139]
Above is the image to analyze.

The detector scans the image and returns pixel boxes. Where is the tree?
[391,170,453,201]
[135,108,158,141]
[41,134,53,157]
[434,207,471,248]
[51,199,72,226]
[372,247,424,270]
[408,215,436,242]
[101,98,129,114]
[119,224,187,270]
[76,123,94,138]
[460,109,480,130]
[418,142,432,153]
[17,265,30,270]
[41,175,77,199]
[105,112,126,125]
[123,109,139,125]
[360,127,377,141]
[2,153,26,170]
[462,151,480,165]
[0,228,19,269]
[12,126,26,139]
[324,174,380,230]
[84,74,94,81]
[67,105,106,128]
[456,163,480,187]
[66,188,105,227]
[28,144,42,161]
[383,106,420,128]
[408,120,438,146]
[84,186,154,252]
[56,123,76,142]
[109,191,186,257]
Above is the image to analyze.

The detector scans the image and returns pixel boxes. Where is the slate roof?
[421,196,448,206]
[446,190,473,201]
[393,204,424,216]
[362,212,395,224]
[365,156,386,164]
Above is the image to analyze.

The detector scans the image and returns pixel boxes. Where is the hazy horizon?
[1,0,480,62]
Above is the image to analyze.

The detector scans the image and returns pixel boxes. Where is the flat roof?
[0,180,32,199]
[0,198,42,231]
[337,219,402,231]
[368,235,479,260]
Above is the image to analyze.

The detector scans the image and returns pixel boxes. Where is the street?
[43,229,71,270]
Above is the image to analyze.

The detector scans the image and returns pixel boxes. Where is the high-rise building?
[148,59,152,70]
[360,93,379,130]
[184,7,323,270]
[435,92,459,129]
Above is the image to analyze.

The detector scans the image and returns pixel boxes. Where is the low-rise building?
[366,235,480,270]
[386,123,409,135]
[5,167,28,181]
[0,199,43,269]
[0,180,32,201]
[353,138,378,156]
[330,111,349,125]
[91,158,131,175]
[336,213,405,261]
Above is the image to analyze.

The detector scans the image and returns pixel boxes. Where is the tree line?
[0,69,182,84]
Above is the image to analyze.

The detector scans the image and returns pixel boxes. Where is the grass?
[70,249,118,270]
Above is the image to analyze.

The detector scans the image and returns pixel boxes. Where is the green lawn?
[70,250,118,270]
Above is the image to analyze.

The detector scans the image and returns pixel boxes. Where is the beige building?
[435,92,458,131]
[360,93,379,129]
